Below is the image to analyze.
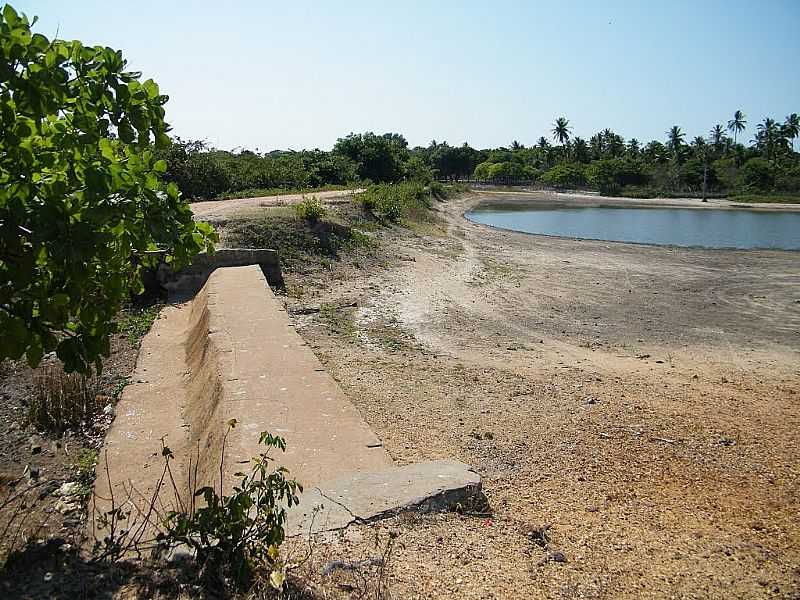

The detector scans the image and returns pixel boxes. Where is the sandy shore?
[472,189,800,211]
[279,191,799,599]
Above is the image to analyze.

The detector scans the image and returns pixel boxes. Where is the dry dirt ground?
[277,192,800,599]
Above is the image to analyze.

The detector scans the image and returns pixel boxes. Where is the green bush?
[161,426,301,588]
[541,162,588,188]
[738,158,775,192]
[0,6,217,373]
[358,181,432,223]
[293,195,326,223]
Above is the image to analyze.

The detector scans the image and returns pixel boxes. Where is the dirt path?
[190,189,360,221]
[284,192,800,599]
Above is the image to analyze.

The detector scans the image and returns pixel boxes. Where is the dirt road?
[190,189,360,221]
[283,192,800,599]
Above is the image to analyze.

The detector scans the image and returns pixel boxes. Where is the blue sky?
[17,0,800,151]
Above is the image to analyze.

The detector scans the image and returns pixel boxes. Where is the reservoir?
[466,204,800,250]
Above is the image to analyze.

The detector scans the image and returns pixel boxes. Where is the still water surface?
[466,205,800,250]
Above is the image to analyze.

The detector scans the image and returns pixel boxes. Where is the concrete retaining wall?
[156,248,284,297]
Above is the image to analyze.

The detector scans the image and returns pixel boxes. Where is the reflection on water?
[466,205,800,250]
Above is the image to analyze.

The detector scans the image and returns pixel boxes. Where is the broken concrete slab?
[288,459,481,535]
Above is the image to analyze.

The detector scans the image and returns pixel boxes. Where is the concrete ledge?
[288,459,482,535]
[156,248,284,296]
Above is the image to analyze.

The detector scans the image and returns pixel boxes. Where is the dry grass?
[28,366,104,434]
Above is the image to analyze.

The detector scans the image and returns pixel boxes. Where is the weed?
[119,304,163,346]
[93,423,302,592]
[293,195,327,223]
[345,228,377,252]
[111,376,130,400]
[162,426,301,588]
[74,448,99,486]
[358,181,433,224]
[28,367,103,434]
[319,303,356,337]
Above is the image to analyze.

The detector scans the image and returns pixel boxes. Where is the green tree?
[755,117,782,160]
[783,113,799,152]
[727,110,746,145]
[666,125,685,159]
[333,132,407,183]
[0,5,217,373]
[738,157,774,191]
[541,162,587,188]
[552,117,571,147]
[709,124,727,153]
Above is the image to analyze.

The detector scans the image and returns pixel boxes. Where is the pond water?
[466,204,800,250]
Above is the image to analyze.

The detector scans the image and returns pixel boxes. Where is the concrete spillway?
[93,265,479,541]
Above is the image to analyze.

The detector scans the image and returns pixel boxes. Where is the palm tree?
[572,137,590,162]
[709,124,726,150]
[626,138,640,156]
[551,117,571,146]
[756,117,781,159]
[783,113,799,151]
[511,140,523,151]
[727,110,746,145]
[666,126,685,152]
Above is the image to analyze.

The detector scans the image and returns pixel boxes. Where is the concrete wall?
[156,248,284,297]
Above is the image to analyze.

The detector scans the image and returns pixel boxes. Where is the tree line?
[165,112,800,201]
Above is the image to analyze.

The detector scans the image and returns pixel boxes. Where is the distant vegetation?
[162,112,799,202]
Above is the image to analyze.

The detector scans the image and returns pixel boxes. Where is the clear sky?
[16,0,800,151]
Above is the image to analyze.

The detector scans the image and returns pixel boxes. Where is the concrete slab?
[93,264,480,547]
[288,459,482,535]
[194,266,393,490]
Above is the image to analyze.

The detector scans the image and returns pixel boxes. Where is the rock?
[58,481,82,498]
[25,464,41,481]
[288,459,482,535]
[584,396,598,405]
[103,403,115,417]
[55,499,80,515]
[167,543,196,564]
[538,550,567,565]
[30,437,42,454]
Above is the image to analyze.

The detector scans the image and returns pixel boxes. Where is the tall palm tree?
[756,117,781,159]
[626,138,640,156]
[666,126,685,152]
[552,117,571,146]
[783,113,799,151]
[727,110,746,145]
[572,137,590,162]
[709,124,726,150]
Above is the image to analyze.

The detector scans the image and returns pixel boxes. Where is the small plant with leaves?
[119,304,163,346]
[293,195,327,223]
[161,422,302,588]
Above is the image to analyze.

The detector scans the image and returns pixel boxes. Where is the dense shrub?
[358,181,432,222]
[738,158,775,192]
[293,196,326,223]
[541,162,588,188]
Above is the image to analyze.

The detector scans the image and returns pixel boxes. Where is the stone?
[55,499,80,515]
[288,459,482,535]
[26,464,40,481]
[58,481,82,498]
[103,403,115,417]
